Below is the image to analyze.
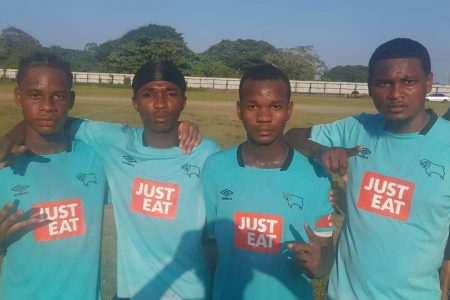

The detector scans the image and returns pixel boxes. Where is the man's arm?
[441,236,450,300]
[285,127,362,181]
[288,223,334,279]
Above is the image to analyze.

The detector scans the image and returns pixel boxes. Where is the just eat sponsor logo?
[357,172,415,221]
[33,199,85,241]
[234,212,283,253]
[130,178,180,219]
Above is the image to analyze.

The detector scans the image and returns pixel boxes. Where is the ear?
[236,100,242,120]
[68,91,75,110]
[132,96,138,111]
[14,87,22,108]
[181,96,187,110]
[286,101,293,121]
[426,72,433,94]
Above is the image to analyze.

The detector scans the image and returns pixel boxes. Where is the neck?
[384,110,430,133]
[242,139,289,169]
[143,127,179,149]
[25,129,68,154]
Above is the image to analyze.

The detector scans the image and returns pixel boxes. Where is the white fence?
[2,68,450,96]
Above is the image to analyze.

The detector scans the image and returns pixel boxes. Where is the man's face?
[15,66,74,136]
[133,80,186,134]
[369,58,432,132]
[237,79,292,146]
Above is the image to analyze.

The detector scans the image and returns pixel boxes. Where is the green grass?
[1,82,449,299]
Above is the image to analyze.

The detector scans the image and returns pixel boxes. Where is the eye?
[377,80,391,87]
[246,105,257,110]
[166,91,179,98]
[271,104,283,110]
[53,94,66,101]
[403,79,416,86]
[30,92,40,100]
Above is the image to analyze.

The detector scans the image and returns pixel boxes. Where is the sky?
[2,0,450,83]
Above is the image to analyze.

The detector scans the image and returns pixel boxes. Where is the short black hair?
[16,52,73,88]
[132,60,186,96]
[368,38,431,85]
[239,64,291,101]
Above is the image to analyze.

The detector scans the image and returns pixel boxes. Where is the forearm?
[441,260,450,300]
[285,127,325,159]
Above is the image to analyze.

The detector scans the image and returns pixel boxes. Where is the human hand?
[288,223,327,278]
[0,203,37,243]
[178,121,202,154]
[314,145,363,181]
[0,136,27,169]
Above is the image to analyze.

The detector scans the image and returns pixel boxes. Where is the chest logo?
[234,212,283,253]
[357,172,414,221]
[77,173,97,187]
[130,178,180,219]
[33,199,86,241]
[420,159,445,180]
[181,163,200,178]
[282,192,304,209]
[357,147,371,159]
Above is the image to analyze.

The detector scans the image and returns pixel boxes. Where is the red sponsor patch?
[357,172,415,221]
[315,214,333,229]
[234,212,283,253]
[33,199,85,241]
[130,178,180,219]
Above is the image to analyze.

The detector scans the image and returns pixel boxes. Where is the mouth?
[36,118,58,126]
[386,103,407,113]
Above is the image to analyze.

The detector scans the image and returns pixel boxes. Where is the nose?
[256,107,272,122]
[40,96,56,111]
[153,93,168,109]
[388,83,402,100]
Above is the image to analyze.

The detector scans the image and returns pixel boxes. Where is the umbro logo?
[122,155,137,167]
[12,185,29,197]
[220,189,233,201]
[357,147,371,159]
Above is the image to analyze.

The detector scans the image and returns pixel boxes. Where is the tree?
[0,27,42,67]
[202,39,276,73]
[95,24,184,62]
[321,65,368,82]
[107,39,195,74]
[190,57,239,78]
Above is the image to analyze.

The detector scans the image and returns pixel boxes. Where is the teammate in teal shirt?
[286,38,450,300]
[69,61,219,299]
[0,53,107,300]
[202,64,334,299]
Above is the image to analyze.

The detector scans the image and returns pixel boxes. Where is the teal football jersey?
[311,112,450,300]
[71,120,220,299]
[0,140,107,300]
[202,144,333,300]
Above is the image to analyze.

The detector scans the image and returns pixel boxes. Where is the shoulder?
[203,145,238,172]
[196,138,221,153]
[427,117,450,147]
[290,150,331,184]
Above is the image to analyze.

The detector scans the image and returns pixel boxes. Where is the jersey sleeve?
[68,119,121,153]
[310,115,360,148]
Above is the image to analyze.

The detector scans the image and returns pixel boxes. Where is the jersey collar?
[236,143,294,171]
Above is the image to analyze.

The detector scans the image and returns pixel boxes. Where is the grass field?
[1,82,449,299]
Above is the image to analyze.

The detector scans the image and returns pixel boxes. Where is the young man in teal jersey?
[1,61,217,299]
[286,38,450,300]
[0,53,108,299]
[202,64,334,299]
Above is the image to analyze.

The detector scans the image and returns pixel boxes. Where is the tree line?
[0,24,368,82]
